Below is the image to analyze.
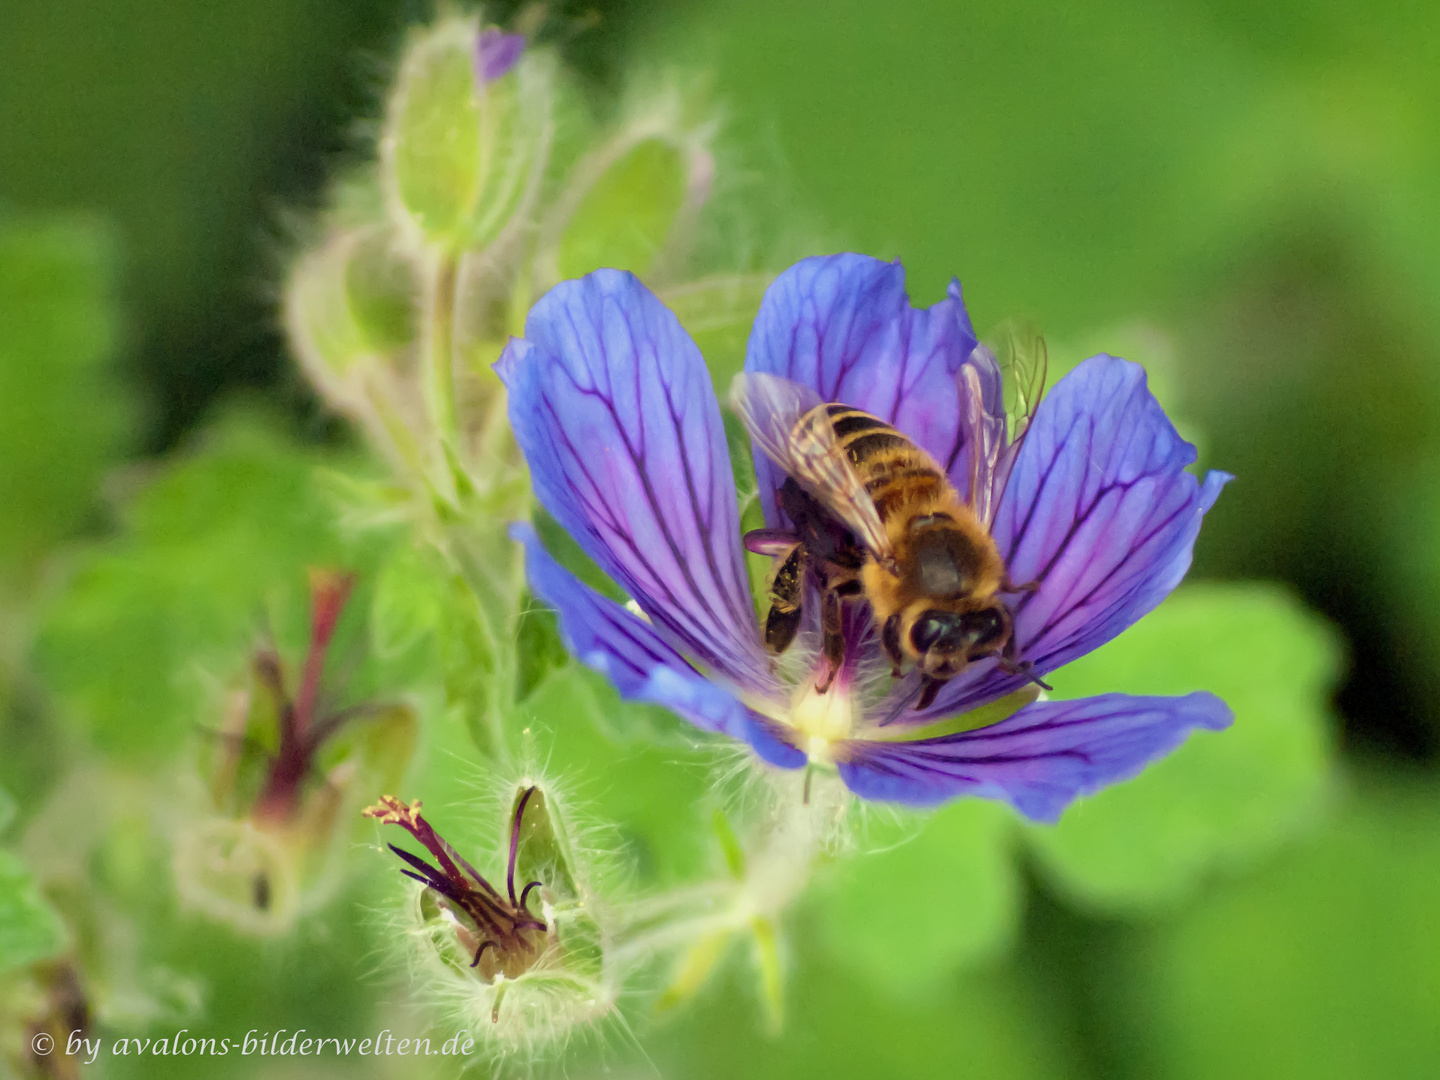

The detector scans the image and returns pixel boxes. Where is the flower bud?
[534,88,716,288]
[283,227,416,411]
[381,16,554,254]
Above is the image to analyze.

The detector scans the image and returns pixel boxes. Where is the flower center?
[788,681,856,762]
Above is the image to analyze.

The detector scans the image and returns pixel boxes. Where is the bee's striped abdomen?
[813,404,949,521]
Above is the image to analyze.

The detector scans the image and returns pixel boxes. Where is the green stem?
[444,523,526,766]
[423,250,460,455]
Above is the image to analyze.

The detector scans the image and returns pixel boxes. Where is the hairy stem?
[422,250,461,459]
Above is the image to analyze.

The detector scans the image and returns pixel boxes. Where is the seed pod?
[366,780,616,1054]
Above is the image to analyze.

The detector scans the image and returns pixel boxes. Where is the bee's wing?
[961,322,1048,527]
[994,319,1048,444]
[729,373,894,563]
[959,350,1008,526]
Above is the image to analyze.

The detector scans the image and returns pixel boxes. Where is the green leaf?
[522,663,716,886]
[513,595,570,703]
[0,849,67,973]
[558,137,690,280]
[33,414,384,759]
[653,937,1075,1080]
[0,215,131,579]
[1028,582,1339,912]
[1122,778,1440,1080]
[370,540,449,663]
[812,798,1018,993]
[0,783,14,835]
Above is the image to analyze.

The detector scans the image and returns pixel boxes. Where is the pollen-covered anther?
[362,794,423,830]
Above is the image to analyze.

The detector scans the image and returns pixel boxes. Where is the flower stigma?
[788,679,856,763]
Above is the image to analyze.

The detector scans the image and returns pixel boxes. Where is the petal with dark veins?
[743,254,977,526]
[497,270,772,692]
[513,524,758,738]
[900,355,1230,721]
[839,691,1232,822]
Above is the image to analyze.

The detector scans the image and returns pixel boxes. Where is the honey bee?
[731,330,1049,711]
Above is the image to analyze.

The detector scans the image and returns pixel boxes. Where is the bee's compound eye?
[960,608,1005,651]
[911,610,961,653]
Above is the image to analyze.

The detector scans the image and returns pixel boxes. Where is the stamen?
[518,880,543,913]
[507,786,538,906]
[471,939,495,969]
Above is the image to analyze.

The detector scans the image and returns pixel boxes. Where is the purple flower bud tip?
[476,29,526,83]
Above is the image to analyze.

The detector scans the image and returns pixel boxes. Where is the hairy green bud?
[381,16,554,254]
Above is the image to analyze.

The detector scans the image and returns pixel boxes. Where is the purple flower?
[495,254,1233,822]
[475,28,525,83]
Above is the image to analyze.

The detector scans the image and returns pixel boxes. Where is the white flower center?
[788,680,855,763]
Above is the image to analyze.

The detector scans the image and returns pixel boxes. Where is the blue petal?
[744,715,809,770]
[513,524,754,738]
[497,270,772,692]
[839,691,1232,821]
[905,355,1231,720]
[743,254,977,525]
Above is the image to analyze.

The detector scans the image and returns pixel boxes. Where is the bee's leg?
[764,544,805,655]
[881,614,904,677]
[915,675,943,711]
[1001,574,1042,594]
[745,527,798,557]
[815,587,845,694]
[997,635,1053,691]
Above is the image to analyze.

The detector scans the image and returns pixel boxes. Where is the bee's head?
[905,604,1010,678]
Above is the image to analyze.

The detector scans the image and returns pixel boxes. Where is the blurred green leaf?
[0,215,130,580]
[558,137,689,279]
[0,849,67,973]
[523,663,715,886]
[0,783,14,835]
[1030,582,1339,912]
[652,938,1076,1080]
[370,539,449,663]
[659,273,772,393]
[33,414,383,758]
[813,798,1018,993]
[513,594,569,703]
[1122,778,1440,1080]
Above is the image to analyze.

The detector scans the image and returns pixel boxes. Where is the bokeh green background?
[3,0,1439,1077]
